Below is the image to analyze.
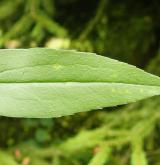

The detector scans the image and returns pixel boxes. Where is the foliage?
[0,0,160,165]
[0,48,160,118]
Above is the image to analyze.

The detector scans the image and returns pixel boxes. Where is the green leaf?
[88,146,111,165]
[131,138,148,165]
[0,150,19,165]
[0,48,160,118]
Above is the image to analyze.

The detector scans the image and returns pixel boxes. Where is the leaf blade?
[0,48,160,86]
[0,83,159,118]
[0,48,160,118]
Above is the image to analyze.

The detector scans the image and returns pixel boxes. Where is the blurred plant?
[0,0,67,47]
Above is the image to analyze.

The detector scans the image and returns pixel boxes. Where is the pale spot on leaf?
[111,88,116,92]
[140,89,144,93]
[53,64,63,70]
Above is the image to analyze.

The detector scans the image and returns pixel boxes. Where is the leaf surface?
[0,48,160,118]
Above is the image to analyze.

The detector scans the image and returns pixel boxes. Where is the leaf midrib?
[0,82,159,88]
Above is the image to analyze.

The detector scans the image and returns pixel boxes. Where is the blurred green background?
[0,0,160,164]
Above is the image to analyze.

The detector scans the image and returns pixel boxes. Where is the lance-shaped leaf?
[0,48,160,118]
